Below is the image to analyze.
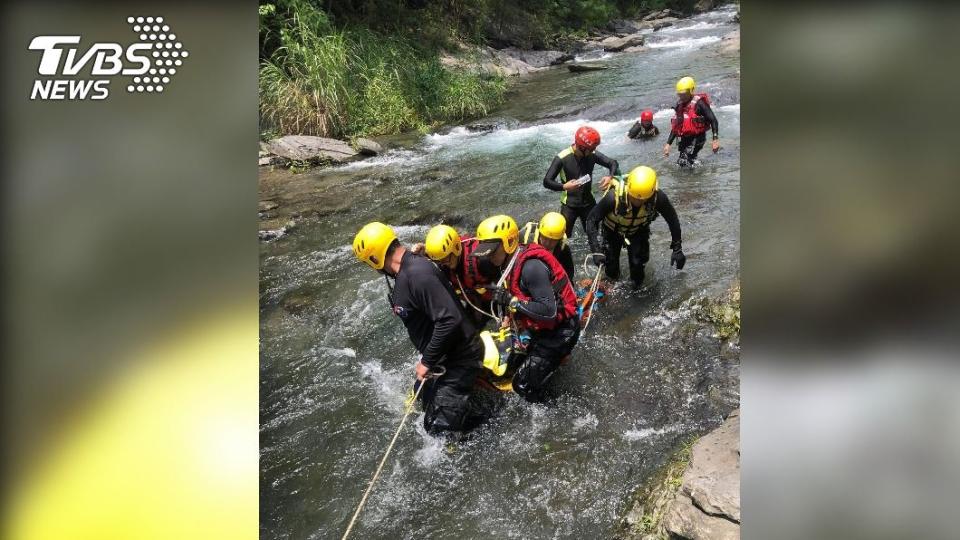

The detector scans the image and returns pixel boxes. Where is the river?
[260,5,740,538]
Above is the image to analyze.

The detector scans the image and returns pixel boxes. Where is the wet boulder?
[602,32,646,52]
[353,137,383,156]
[266,135,360,165]
[642,8,683,21]
[499,48,573,68]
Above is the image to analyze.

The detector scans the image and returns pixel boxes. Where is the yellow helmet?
[625,166,658,201]
[538,212,566,241]
[476,215,520,255]
[424,224,462,261]
[676,76,696,94]
[352,222,397,270]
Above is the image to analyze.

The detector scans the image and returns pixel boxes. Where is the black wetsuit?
[666,99,719,165]
[509,258,580,402]
[585,190,682,285]
[628,122,660,140]
[543,147,620,237]
[390,251,495,434]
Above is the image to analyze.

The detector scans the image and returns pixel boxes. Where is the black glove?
[491,286,513,309]
[670,247,686,270]
[592,253,606,266]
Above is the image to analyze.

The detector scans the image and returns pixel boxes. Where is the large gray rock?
[602,32,646,52]
[499,48,573,68]
[353,137,383,156]
[266,135,360,164]
[664,491,740,540]
[663,409,741,539]
[441,45,541,77]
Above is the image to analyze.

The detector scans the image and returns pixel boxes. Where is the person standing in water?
[352,222,494,435]
[472,215,580,402]
[520,211,576,280]
[663,76,720,167]
[543,126,620,238]
[422,224,500,326]
[585,166,685,286]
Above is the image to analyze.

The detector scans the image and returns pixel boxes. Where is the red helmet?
[640,110,654,123]
[574,126,600,151]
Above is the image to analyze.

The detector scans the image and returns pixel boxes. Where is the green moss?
[618,436,697,539]
[696,282,741,341]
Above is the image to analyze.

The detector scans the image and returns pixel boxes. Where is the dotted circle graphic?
[127,15,187,94]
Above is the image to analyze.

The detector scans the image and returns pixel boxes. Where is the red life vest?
[671,93,710,136]
[507,244,578,331]
[450,237,494,303]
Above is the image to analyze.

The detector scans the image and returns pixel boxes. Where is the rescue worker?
[627,109,660,140]
[543,126,620,238]
[352,222,494,435]
[471,215,581,402]
[585,166,686,286]
[663,76,720,167]
[520,211,576,280]
[423,224,500,325]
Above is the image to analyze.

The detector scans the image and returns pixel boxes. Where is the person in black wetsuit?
[520,211,576,281]
[585,166,686,286]
[543,125,620,238]
[663,76,720,167]
[628,109,660,140]
[471,215,581,402]
[352,222,497,435]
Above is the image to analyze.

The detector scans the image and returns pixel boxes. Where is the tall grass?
[259,2,505,139]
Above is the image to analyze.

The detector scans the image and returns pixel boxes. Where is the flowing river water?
[260,5,740,538]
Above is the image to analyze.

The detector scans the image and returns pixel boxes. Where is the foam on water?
[646,35,722,49]
[623,422,691,441]
[359,359,409,410]
[333,148,425,171]
[659,21,724,33]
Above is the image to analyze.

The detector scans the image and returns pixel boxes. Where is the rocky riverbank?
[617,281,741,539]
[618,409,741,540]
[258,3,740,172]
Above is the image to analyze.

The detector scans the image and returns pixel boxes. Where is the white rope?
[341,368,443,540]
[454,275,496,320]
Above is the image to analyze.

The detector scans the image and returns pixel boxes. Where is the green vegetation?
[619,435,698,539]
[259,1,505,138]
[259,0,704,139]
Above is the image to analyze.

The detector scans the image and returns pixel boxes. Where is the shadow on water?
[260,5,739,539]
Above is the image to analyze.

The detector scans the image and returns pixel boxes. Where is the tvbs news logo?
[29,16,188,100]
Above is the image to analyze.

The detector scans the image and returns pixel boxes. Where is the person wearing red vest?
[471,215,581,402]
[422,224,500,326]
[663,76,720,167]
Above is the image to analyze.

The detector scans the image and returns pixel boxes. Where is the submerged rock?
[568,62,609,72]
[267,135,360,165]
